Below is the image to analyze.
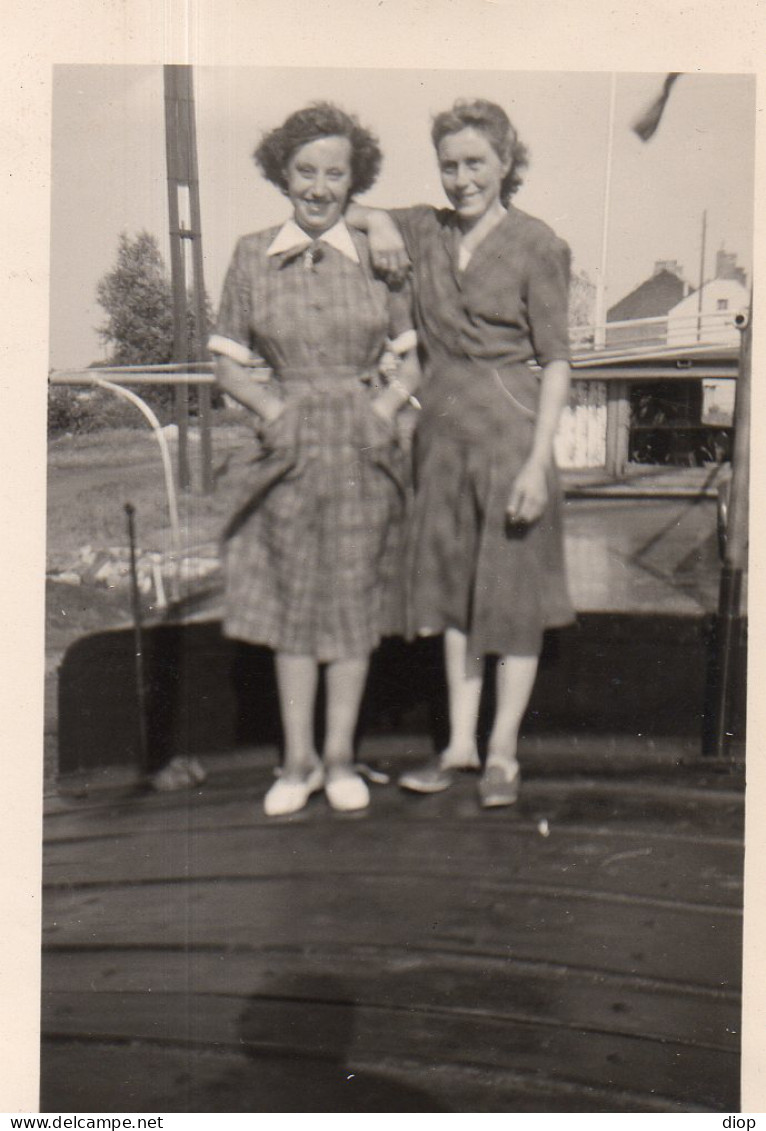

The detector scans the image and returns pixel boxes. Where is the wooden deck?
[41,740,744,1113]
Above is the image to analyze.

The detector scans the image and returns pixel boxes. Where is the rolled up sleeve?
[208,238,255,363]
[526,234,572,367]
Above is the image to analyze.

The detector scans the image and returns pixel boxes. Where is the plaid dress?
[215,224,412,660]
[394,205,576,657]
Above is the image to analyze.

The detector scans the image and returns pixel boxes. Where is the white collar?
[266,218,360,263]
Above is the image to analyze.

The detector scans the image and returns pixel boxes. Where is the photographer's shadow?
[234,970,450,1112]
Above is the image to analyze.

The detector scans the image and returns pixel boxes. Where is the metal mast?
[163,64,213,493]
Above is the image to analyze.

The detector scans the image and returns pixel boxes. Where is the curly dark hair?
[254,102,382,197]
[431,98,529,204]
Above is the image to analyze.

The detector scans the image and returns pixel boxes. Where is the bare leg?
[486,653,539,770]
[323,656,370,769]
[323,656,371,811]
[441,627,482,768]
[275,652,320,777]
[398,629,482,792]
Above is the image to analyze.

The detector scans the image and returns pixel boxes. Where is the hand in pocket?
[365,398,397,448]
[259,402,299,454]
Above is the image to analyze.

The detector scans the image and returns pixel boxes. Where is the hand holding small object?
[507,459,549,526]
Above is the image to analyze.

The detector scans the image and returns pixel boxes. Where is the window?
[717,298,729,311]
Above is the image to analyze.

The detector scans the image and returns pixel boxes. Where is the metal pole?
[696,210,707,343]
[163,64,213,495]
[705,300,751,758]
[125,503,150,772]
[594,73,617,350]
[164,65,192,490]
[185,72,213,494]
[725,306,751,573]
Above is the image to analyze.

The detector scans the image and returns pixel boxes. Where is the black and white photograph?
[34,62,755,1113]
[3,3,765,1116]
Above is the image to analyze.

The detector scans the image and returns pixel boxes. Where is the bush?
[47,386,178,437]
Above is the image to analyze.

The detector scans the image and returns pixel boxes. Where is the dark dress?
[394,204,576,657]
[213,224,412,661]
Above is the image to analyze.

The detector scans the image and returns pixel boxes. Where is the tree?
[95,230,213,412]
[97,231,176,366]
[569,266,596,329]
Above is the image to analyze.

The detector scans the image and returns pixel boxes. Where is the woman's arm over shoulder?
[346,203,443,279]
[345,202,407,280]
[391,205,460,266]
[346,202,437,236]
[375,204,446,253]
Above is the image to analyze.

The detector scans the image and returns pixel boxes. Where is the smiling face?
[436,126,510,229]
[285,135,353,236]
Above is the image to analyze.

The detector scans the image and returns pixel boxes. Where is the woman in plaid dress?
[349,99,575,807]
[209,104,419,816]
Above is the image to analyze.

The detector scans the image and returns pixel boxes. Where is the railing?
[51,312,743,392]
[49,318,743,539]
[570,307,745,355]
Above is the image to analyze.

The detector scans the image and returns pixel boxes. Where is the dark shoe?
[184,756,208,785]
[398,760,455,794]
[478,762,520,808]
[149,755,205,792]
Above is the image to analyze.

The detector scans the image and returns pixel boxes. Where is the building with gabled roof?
[606,261,693,347]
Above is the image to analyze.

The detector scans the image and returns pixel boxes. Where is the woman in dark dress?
[210,104,419,817]
[349,99,574,807]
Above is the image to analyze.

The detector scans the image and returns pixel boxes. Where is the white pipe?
[52,370,215,386]
[93,377,182,601]
[50,364,267,386]
[571,307,739,339]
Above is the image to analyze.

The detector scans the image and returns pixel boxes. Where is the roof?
[607,269,689,322]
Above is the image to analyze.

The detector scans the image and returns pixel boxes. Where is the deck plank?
[41,754,744,1112]
[43,820,743,907]
[40,1041,704,1113]
[43,873,741,988]
[43,772,745,844]
[41,989,738,1110]
[42,947,740,1050]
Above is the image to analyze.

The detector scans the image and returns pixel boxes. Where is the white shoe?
[263,765,324,817]
[325,768,370,812]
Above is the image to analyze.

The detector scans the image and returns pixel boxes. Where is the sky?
[50,66,755,369]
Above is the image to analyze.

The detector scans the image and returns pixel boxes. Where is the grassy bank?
[47,424,254,567]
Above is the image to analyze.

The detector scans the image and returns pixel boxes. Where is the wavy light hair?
[431,98,529,203]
